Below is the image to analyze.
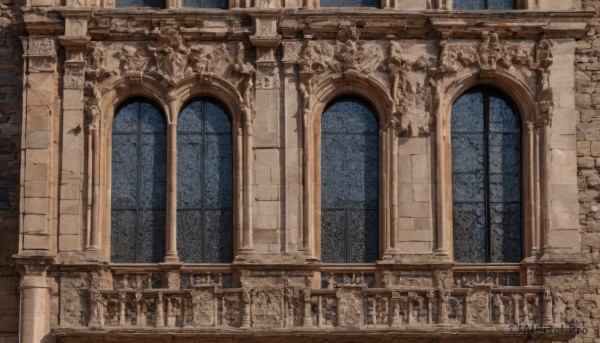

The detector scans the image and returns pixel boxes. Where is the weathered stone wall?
[0,0,23,338]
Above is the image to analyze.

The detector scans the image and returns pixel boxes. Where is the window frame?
[450,86,524,263]
[110,98,168,263]
[434,78,542,264]
[319,96,380,264]
[176,98,234,263]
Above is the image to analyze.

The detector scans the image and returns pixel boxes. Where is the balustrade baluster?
[118,292,126,326]
[155,292,164,327]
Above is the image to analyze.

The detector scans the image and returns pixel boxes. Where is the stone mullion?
[165,101,179,263]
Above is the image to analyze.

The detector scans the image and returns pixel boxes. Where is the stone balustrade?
[87,266,549,330]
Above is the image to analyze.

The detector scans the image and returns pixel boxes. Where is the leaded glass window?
[177,99,233,263]
[321,0,379,6]
[115,0,165,6]
[111,99,166,263]
[321,98,379,263]
[183,0,227,7]
[453,0,514,9]
[452,86,522,263]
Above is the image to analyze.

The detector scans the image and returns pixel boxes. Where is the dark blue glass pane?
[116,0,164,6]
[454,0,514,9]
[321,210,346,263]
[111,210,136,262]
[183,0,227,7]
[451,91,484,133]
[205,210,233,262]
[177,210,202,262]
[205,134,233,208]
[205,102,231,133]
[321,98,379,263]
[321,0,377,5]
[487,0,514,9]
[489,93,521,263]
[113,102,138,133]
[140,134,167,208]
[138,210,166,263]
[349,209,378,263]
[322,100,378,133]
[111,100,166,263]
[179,102,203,133]
[111,135,137,208]
[141,102,166,132]
[177,99,232,263]
[453,203,487,262]
[177,134,203,209]
[453,0,485,8]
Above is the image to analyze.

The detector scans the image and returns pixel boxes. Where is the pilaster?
[20,36,58,254]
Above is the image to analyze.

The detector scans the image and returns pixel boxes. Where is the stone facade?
[1,0,600,342]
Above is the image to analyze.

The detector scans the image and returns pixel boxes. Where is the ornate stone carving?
[466,287,491,324]
[253,289,284,328]
[477,32,511,73]
[192,288,215,326]
[116,45,148,81]
[148,27,190,88]
[232,42,256,119]
[188,43,231,79]
[336,287,363,328]
[333,26,383,80]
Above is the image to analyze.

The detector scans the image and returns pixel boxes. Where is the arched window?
[111,99,167,263]
[453,0,514,9]
[321,98,379,263]
[452,86,522,263]
[177,99,233,263]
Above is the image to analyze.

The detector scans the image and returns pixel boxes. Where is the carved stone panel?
[252,289,284,328]
[336,287,364,328]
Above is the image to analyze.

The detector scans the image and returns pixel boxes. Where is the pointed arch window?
[111,99,167,263]
[451,86,522,263]
[177,99,233,263]
[321,98,379,263]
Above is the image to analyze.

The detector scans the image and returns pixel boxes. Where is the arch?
[168,75,248,127]
[110,98,167,263]
[451,86,522,263]
[177,98,234,263]
[308,76,394,127]
[320,97,380,263]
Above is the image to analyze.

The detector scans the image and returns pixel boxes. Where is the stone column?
[14,256,55,343]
